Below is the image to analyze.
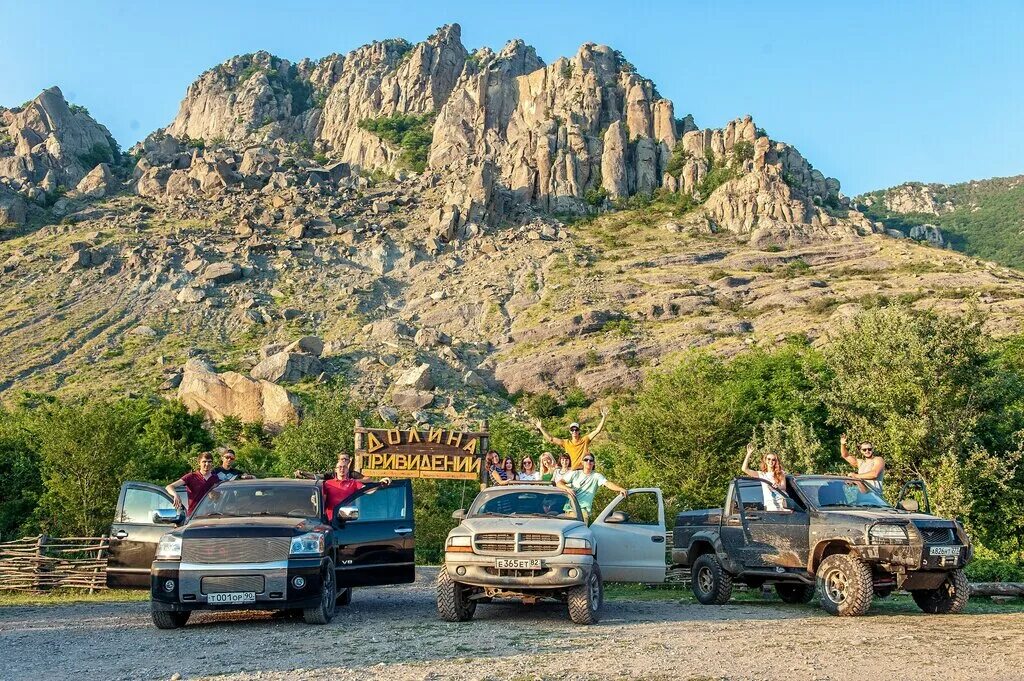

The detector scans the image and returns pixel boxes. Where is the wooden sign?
[354,422,488,481]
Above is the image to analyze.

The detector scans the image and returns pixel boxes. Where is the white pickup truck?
[437,484,666,624]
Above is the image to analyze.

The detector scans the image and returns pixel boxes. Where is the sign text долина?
[355,426,485,480]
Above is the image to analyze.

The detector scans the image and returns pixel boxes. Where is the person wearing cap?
[535,407,608,469]
[212,447,254,482]
[556,454,627,522]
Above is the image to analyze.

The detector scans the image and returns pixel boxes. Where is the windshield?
[795,478,893,509]
[193,485,320,519]
[469,489,581,521]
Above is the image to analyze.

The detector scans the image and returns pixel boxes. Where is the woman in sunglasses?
[840,433,885,494]
[518,456,540,481]
[742,444,788,511]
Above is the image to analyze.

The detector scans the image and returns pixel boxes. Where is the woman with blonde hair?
[538,452,557,481]
[742,444,788,511]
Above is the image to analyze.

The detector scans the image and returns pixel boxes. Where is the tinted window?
[736,480,766,513]
[348,485,408,522]
[469,489,581,520]
[193,485,320,518]
[795,478,891,509]
[610,491,660,525]
[119,487,175,524]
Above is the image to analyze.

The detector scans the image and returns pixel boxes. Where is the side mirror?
[605,511,628,524]
[451,509,467,521]
[153,508,184,525]
[335,506,359,522]
[899,499,919,512]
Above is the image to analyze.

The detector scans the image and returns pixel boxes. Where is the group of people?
[741,432,886,509]
[483,409,627,519]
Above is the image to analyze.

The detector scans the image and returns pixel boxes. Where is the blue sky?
[1,0,1021,195]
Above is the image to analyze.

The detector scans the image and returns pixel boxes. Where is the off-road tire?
[816,554,873,617]
[303,559,337,625]
[912,569,970,614]
[151,604,190,629]
[436,565,476,622]
[567,563,603,625]
[691,554,733,605]
[776,583,815,604]
[337,586,352,606]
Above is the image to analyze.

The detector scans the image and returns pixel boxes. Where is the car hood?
[457,516,586,535]
[818,508,955,525]
[181,515,324,537]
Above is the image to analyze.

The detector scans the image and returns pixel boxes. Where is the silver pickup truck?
[438,484,666,624]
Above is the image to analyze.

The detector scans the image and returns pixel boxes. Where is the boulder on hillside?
[177,358,301,429]
[0,190,27,225]
[284,335,324,357]
[250,351,324,383]
[414,327,449,349]
[396,363,433,391]
[198,261,241,285]
[71,163,114,199]
[392,389,434,411]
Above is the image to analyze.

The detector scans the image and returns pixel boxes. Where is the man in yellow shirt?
[535,408,608,469]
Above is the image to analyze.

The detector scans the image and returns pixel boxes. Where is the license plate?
[496,558,542,570]
[929,546,961,557]
[207,591,256,604]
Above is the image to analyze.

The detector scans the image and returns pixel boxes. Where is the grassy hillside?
[858,176,1024,268]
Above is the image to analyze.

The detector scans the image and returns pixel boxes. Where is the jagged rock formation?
[177,358,302,429]
[0,87,120,221]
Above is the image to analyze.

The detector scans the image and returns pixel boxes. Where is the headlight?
[446,535,473,552]
[290,532,325,556]
[564,537,592,555]
[155,534,182,560]
[869,524,909,545]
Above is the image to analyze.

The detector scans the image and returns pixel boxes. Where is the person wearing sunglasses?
[518,456,541,481]
[839,433,885,494]
[741,444,787,511]
[534,407,609,469]
[556,454,626,522]
[212,447,254,482]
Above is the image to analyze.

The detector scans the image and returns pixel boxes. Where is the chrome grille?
[201,575,265,594]
[182,537,290,564]
[473,532,561,554]
[919,527,956,545]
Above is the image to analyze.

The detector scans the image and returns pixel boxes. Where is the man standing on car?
[323,454,390,521]
[556,454,626,522]
[166,452,219,516]
[840,434,886,495]
[535,407,609,469]
[212,447,254,482]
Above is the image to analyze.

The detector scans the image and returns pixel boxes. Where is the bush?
[356,113,435,172]
[664,143,693,178]
[520,393,560,418]
[584,186,608,207]
[76,142,114,170]
[732,140,754,162]
[965,556,1024,583]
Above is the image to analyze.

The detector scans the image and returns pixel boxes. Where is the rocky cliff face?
[143,24,865,245]
[0,87,120,220]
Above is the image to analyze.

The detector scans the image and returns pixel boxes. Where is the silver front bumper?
[444,552,594,588]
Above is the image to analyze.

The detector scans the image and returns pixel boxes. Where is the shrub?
[356,113,435,172]
[664,143,693,178]
[68,103,90,116]
[520,392,560,418]
[76,142,114,170]
[585,186,609,207]
[732,140,754,162]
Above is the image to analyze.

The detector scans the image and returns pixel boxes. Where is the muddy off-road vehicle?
[438,484,666,624]
[673,475,973,616]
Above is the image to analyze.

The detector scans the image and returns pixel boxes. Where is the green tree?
[273,390,366,476]
[0,408,42,540]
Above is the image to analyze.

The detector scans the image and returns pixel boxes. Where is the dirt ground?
[1,569,1022,681]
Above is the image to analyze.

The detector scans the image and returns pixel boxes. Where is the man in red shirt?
[166,452,220,516]
[323,454,390,521]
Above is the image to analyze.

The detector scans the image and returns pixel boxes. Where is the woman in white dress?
[518,456,541,481]
[741,444,788,511]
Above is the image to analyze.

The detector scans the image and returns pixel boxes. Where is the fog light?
[456,566,466,576]
[163,579,175,592]
[292,576,306,589]
[568,568,580,579]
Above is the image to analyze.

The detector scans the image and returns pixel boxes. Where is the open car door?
[590,488,666,583]
[107,482,182,588]
[331,479,415,587]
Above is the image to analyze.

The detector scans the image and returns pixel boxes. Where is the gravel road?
[1,569,1022,681]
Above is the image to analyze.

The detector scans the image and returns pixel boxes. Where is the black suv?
[106,478,415,628]
[673,475,972,616]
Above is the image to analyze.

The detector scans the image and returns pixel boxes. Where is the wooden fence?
[0,535,109,593]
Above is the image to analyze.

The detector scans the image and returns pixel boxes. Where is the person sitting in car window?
[839,433,885,495]
[741,444,788,511]
[518,456,540,481]
[552,453,574,483]
[323,454,390,521]
[538,452,557,481]
[490,457,517,485]
[212,447,254,482]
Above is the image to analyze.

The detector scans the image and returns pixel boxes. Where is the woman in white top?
[742,444,788,511]
[552,452,574,483]
[518,456,541,481]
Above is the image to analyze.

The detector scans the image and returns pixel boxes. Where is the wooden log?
[970,582,1024,597]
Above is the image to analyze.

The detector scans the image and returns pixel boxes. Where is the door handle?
[114,530,128,539]
[745,514,761,521]
[394,528,413,535]
[651,536,665,543]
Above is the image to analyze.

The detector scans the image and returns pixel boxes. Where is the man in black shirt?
[212,448,254,482]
